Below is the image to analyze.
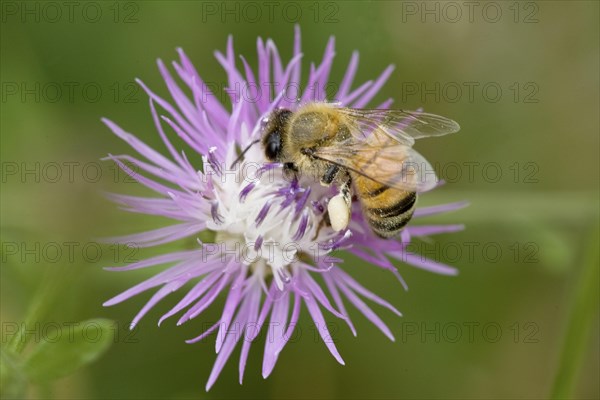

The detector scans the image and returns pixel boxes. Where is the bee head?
[262,109,292,161]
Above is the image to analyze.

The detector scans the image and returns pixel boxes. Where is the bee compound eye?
[268,141,280,158]
[264,131,282,160]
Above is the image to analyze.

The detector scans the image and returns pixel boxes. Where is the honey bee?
[261,102,460,238]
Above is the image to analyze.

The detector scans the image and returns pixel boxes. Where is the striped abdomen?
[352,174,417,238]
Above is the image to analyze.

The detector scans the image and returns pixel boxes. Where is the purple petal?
[148,99,190,171]
[413,201,470,217]
[407,224,465,237]
[102,222,204,248]
[157,59,201,134]
[104,258,218,307]
[104,155,174,195]
[135,79,200,142]
[339,80,373,106]
[281,292,301,352]
[216,266,249,352]
[254,235,263,251]
[239,181,257,203]
[336,51,359,102]
[256,37,270,111]
[302,292,345,365]
[159,271,222,325]
[206,290,253,391]
[239,283,262,384]
[255,199,273,227]
[336,281,395,341]
[177,270,232,325]
[351,65,395,108]
[322,274,357,336]
[211,201,224,224]
[104,250,197,272]
[300,269,346,320]
[390,251,458,276]
[102,118,181,173]
[174,48,229,129]
[290,25,302,94]
[130,279,187,329]
[262,289,290,378]
[294,186,311,217]
[292,209,309,241]
[186,321,220,344]
[334,268,402,317]
[160,115,207,156]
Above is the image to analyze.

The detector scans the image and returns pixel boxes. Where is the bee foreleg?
[327,176,352,232]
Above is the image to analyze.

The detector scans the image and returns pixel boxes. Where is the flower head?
[103,27,466,390]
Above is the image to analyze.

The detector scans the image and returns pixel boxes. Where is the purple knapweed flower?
[102,26,467,390]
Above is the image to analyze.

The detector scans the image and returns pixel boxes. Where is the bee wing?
[314,137,438,192]
[337,108,460,146]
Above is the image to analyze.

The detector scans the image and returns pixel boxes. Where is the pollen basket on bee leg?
[327,193,350,232]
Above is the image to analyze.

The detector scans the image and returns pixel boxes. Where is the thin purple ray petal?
[302,293,345,365]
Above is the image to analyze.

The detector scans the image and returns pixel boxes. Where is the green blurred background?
[1,1,598,399]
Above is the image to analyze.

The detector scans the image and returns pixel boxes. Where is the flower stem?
[8,267,66,354]
[550,224,599,399]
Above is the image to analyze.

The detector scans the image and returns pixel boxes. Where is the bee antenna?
[230,139,261,168]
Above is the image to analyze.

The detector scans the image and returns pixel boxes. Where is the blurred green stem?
[2,266,71,398]
[550,225,599,399]
[0,347,27,398]
[7,267,66,354]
